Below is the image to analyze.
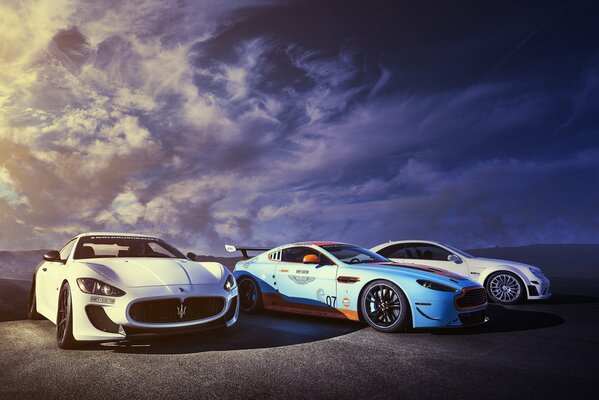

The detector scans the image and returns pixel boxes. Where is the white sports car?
[27,232,239,349]
[371,240,551,305]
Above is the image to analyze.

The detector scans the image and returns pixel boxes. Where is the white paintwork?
[33,232,238,343]
[370,240,551,301]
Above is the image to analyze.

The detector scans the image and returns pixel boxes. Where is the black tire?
[27,277,44,320]
[56,282,79,349]
[485,271,525,305]
[360,280,410,333]
[237,276,264,314]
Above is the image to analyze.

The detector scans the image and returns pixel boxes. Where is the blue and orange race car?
[226,241,488,332]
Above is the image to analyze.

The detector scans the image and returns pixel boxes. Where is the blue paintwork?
[233,243,487,328]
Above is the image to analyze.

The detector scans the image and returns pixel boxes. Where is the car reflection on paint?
[226,242,488,332]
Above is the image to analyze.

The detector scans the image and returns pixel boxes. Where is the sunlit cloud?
[0,1,597,253]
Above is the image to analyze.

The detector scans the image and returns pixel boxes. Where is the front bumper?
[412,292,487,328]
[526,276,551,300]
[71,284,239,342]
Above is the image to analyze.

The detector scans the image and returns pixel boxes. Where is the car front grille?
[129,297,225,323]
[455,287,487,310]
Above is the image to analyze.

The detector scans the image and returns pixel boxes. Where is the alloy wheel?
[239,278,258,311]
[364,284,403,328]
[489,273,521,303]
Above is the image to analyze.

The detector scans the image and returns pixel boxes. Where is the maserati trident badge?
[177,301,187,319]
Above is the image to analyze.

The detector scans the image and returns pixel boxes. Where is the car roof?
[77,232,160,239]
[305,241,348,246]
[384,240,443,245]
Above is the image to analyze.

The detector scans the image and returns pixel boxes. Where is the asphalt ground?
[0,276,598,400]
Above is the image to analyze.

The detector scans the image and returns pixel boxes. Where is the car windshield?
[73,235,185,259]
[442,243,473,258]
[322,244,389,264]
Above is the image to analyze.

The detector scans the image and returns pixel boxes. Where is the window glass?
[322,245,388,264]
[378,243,407,258]
[59,239,77,260]
[405,244,451,261]
[281,247,334,265]
[442,243,473,258]
[73,236,185,259]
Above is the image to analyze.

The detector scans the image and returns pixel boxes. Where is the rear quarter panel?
[233,256,277,295]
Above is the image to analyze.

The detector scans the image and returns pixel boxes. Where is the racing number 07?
[326,296,337,307]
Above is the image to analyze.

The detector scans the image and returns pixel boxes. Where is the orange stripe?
[262,293,360,321]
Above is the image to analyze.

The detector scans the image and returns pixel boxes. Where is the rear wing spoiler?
[225,244,271,260]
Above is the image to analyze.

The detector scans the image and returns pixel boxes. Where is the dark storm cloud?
[0,0,597,253]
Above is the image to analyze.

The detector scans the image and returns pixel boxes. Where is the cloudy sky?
[0,0,598,254]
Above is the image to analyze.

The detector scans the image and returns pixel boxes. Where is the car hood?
[78,258,224,287]
[354,262,477,288]
[469,257,535,270]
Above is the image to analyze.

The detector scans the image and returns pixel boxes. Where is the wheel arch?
[482,269,528,300]
[356,277,415,327]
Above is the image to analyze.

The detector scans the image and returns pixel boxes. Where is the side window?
[269,250,282,261]
[411,244,452,261]
[59,239,77,261]
[403,244,418,259]
[378,243,407,258]
[282,247,334,265]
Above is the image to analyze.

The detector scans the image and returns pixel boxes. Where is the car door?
[38,239,76,320]
[274,246,339,312]
[401,242,469,277]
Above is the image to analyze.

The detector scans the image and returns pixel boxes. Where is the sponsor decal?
[289,275,316,285]
[89,235,157,241]
[242,257,258,269]
[90,296,115,305]
[316,288,325,302]
[342,297,350,307]
[295,269,309,274]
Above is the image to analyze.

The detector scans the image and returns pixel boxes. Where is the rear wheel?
[27,277,44,320]
[360,280,410,333]
[237,276,264,314]
[485,272,525,305]
[56,282,79,349]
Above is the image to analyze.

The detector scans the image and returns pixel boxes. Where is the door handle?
[42,268,47,272]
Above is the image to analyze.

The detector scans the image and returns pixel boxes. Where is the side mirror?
[303,254,320,264]
[187,252,197,261]
[43,250,62,263]
[447,254,463,264]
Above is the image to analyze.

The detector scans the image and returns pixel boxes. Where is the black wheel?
[485,271,525,305]
[27,277,44,320]
[238,276,264,314]
[56,282,78,349]
[360,280,410,333]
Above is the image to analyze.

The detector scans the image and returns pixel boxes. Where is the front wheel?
[360,280,410,333]
[56,282,79,349]
[237,276,264,314]
[485,271,525,305]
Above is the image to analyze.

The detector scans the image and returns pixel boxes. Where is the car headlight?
[76,278,126,297]
[417,279,459,292]
[224,274,236,292]
[529,267,545,280]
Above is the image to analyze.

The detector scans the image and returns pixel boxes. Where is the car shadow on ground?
[0,278,581,353]
[427,304,565,335]
[86,302,567,353]
[80,311,364,354]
